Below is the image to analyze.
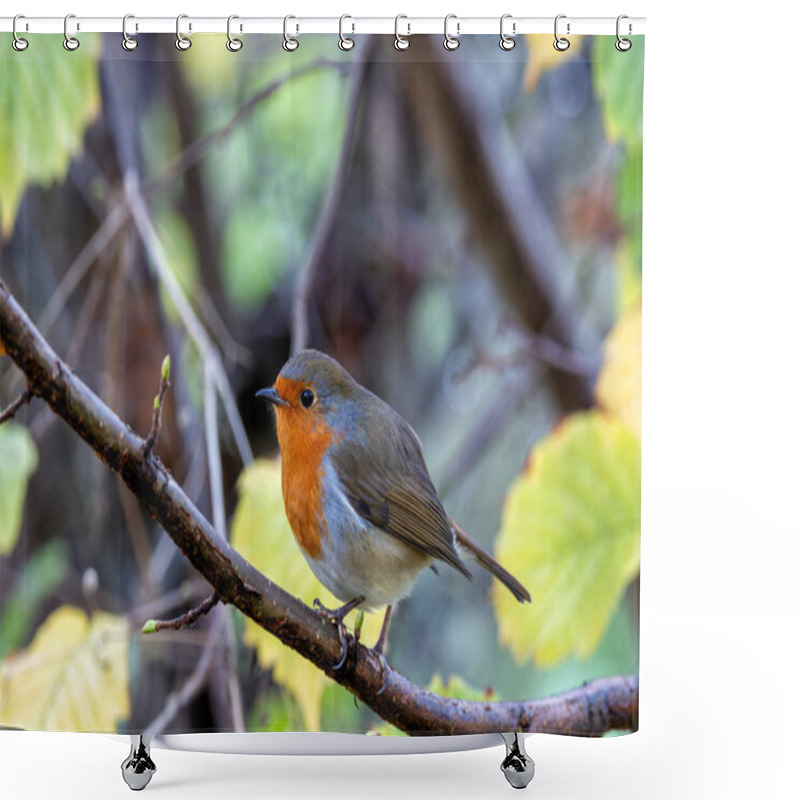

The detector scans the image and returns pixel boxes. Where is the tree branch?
[0,385,32,424]
[0,280,637,736]
[396,39,597,413]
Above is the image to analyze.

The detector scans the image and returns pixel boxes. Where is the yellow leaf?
[493,412,640,667]
[0,35,100,236]
[596,302,642,438]
[523,35,583,93]
[230,459,384,731]
[0,606,129,731]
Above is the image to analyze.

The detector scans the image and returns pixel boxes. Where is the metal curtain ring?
[122,14,138,51]
[283,15,299,51]
[394,15,410,51]
[616,14,632,51]
[63,13,80,51]
[175,14,192,50]
[12,14,28,51]
[338,14,355,51]
[227,15,243,51]
[499,14,515,51]
[553,14,570,51]
[443,14,460,51]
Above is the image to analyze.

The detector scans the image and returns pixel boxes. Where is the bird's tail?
[451,520,531,603]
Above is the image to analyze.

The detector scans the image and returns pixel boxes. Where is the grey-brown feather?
[329,397,472,579]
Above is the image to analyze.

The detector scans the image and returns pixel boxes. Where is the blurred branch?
[0,386,32,424]
[453,337,598,384]
[437,371,532,499]
[291,49,368,353]
[143,615,221,738]
[397,39,597,412]
[36,203,128,339]
[143,59,351,197]
[202,358,246,732]
[124,172,254,467]
[1,280,637,736]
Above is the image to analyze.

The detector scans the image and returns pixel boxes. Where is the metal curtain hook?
[283,15,299,51]
[443,14,460,51]
[227,15,243,51]
[554,14,570,51]
[339,14,354,51]
[12,14,29,51]
[394,15,410,51]
[122,14,138,51]
[616,14,632,51]
[63,13,80,51]
[499,14,515,51]
[175,14,192,50]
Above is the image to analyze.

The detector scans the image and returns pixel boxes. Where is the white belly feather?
[304,462,432,610]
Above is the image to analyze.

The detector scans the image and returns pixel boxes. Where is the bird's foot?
[373,650,390,696]
[313,596,364,670]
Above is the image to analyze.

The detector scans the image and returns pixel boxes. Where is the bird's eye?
[300,389,315,408]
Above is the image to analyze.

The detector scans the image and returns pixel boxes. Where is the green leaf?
[220,200,291,313]
[0,34,100,236]
[493,412,640,667]
[0,422,39,555]
[185,44,348,313]
[0,606,130,731]
[592,37,645,150]
[230,460,384,731]
[0,541,69,658]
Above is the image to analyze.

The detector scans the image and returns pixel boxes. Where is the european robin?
[257,349,530,675]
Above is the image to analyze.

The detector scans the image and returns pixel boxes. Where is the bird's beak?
[255,387,288,407]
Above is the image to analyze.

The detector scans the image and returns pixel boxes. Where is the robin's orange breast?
[273,376,341,560]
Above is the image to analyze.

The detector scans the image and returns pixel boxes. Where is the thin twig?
[143,616,221,738]
[37,204,128,339]
[452,337,598,384]
[0,386,32,425]
[142,592,220,634]
[124,172,254,466]
[1,280,638,737]
[127,579,210,625]
[142,60,351,197]
[143,355,171,459]
[291,52,368,354]
[203,360,226,539]
[203,359,246,731]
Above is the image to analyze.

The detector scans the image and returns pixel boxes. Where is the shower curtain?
[0,29,643,740]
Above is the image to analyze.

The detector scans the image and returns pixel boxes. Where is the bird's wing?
[329,407,471,578]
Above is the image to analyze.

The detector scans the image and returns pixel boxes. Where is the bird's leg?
[353,610,365,649]
[313,596,365,670]
[371,605,393,696]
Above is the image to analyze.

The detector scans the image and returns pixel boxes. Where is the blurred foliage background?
[0,33,643,735]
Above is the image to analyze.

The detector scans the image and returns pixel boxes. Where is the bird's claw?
[375,652,390,696]
[313,596,363,672]
[331,622,349,670]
